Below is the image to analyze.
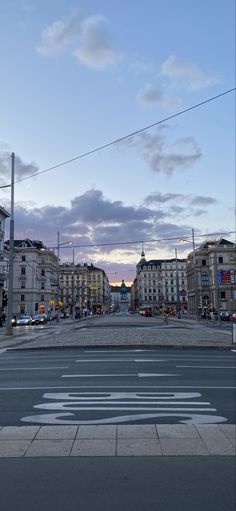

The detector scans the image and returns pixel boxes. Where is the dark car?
[220,312,232,321]
[32,314,47,325]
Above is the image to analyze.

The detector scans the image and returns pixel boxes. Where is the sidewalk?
[0,424,235,458]
[0,315,234,349]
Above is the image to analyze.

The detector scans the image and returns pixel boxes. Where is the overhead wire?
[0,87,235,189]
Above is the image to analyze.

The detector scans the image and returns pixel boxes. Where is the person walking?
[163,310,169,324]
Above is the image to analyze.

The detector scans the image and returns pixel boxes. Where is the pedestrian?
[163,311,169,324]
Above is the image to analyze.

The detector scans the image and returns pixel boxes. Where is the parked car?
[16,315,32,326]
[32,314,47,325]
[229,313,236,322]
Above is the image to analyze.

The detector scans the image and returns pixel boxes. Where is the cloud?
[37,10,121,69]
[161,55,218,92]
[36,11,83,56]
[137,84,181,111]
[190,196,218,206]
[144,192,183,205]
[0,150,39,186]
[124,131,201,175]
[74,16,121,69]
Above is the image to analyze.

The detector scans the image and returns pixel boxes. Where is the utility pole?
[72,250,75,323]
[192,228,199,319]
[6,153,15,335]
[175,248,181,319]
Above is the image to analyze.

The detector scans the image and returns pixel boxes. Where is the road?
[0,347,235,425]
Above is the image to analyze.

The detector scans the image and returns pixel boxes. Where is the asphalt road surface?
[0,456,235,511]
[0,347,235,425]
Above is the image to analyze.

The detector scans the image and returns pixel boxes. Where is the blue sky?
[0,0,235,283]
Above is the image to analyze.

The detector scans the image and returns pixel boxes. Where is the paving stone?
[160,438,209,456]
[0,426,40,440]
[117,425,157,439]
[25,439,73,457]
[0,440,31,457]
[117,438,162,456]
[195,425,232,441]
[76,425,116,439]
[219,424,236,439]
[71,439,116,456]
[156,424,199,439]
[35,426,78,440]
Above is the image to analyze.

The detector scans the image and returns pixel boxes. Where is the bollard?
[232,323,236,344]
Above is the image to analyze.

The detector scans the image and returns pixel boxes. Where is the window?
[41,269,45,276]
[21,294,25,302]
[144,296,147,301]
[171,296,174,302]
[218,256,223,264]
[182,280,185,285]
[153,280,156,285]
[41,283,45,290]
[22,255,26,262]
[201,272,209,286]
[144,288,147,293]
[202,259,206,267]
[21,267,26,275]
[221,291,226,299]
[171,287,174,293]
[149,296,152,301]
[171,280,173,285]
[41,294,45,301]
[149,289,152,293]
[20,283,25,289]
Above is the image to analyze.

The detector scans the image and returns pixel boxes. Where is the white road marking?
[75,359,166,363]
[62,373,179,378]
[21,412,228,425]
[176,365,236,369]
[0,385,235,390]
[44,391,203,400]
[0,366,68,371]
[34,404,217,412]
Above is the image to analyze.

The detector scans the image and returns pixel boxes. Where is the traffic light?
[2,290,8,308]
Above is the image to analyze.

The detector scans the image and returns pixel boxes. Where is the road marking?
[61,373,179,378]
[0,385,235,390]
[0,366,68,371]
[176,365,236,369]
[44,391,203,400]
[21,412,228,425]
[75,359,166,363]
[34,405,217,412]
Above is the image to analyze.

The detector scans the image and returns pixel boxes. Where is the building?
[0,206,10,312]
[131,248,188,312]
[59,262,110,314]
[186,238,236,315]
[4,239,58,316]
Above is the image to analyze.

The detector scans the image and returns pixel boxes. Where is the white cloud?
[137,83,182,110]
[36,11,83,56]
[161,55,218,92]
[74,16,121,69]
[37,10,121,69]
[123,131,201,175]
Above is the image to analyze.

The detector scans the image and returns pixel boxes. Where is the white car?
[16,315,32,326]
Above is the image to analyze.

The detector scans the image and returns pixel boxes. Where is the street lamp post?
[175,248,181,319]
[6,153,15,336]
[56,231,73,321]
[179,228,198,319]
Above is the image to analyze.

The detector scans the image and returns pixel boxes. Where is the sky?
[0,0,235,284]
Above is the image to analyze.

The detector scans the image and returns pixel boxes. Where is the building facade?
[4,239,58,316]
[59,262,110,314]
[131,249,188,312]
[187,238,236,315]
